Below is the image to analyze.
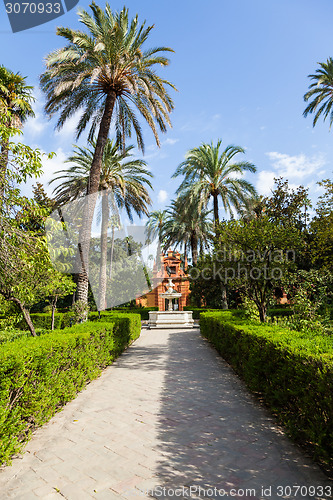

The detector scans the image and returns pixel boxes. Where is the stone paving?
[0,328,331,500]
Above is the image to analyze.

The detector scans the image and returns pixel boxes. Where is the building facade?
[136,250,191,311]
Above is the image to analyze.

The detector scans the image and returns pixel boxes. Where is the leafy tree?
[303,57,333,128]
[0,115,57,335]
[43,272,76,330]
[0,66,35,200]
[50,139,152,310]
[216,217,301,322]
[310,179,333,272]
[40,2,176,306]
[173,139,257,230]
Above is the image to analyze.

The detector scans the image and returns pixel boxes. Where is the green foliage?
[16,313,65,331]
[200,312,333,468]
[183,306,229,320]
[0,330,29,344]
[70,300,90,324]
[88,312,141,341]
[0,319,140,465]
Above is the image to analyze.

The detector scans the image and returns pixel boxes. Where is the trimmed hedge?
[267,308,294,320]
[109,307,158,320]
[0,319,140,466]
[0,330,29,345]
[88,311,141,339]
[200,312,333,469]
[183,307,245,320]
[16,312,68,331]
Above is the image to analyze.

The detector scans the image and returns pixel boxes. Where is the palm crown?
[0,65,35,127]
[40,2,175,153]
[173,139,257,227]
[304,57,333,128]
[50,139,153,221]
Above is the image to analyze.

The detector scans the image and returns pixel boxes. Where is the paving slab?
[0,328,331,500]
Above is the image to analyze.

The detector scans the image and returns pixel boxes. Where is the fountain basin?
[148,310,194,329]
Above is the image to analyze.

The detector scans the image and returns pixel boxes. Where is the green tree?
[51,139,152,310]
[310,179,333,272]
[162,196,213,267]
[216,217,301,322]
[173,139,257,231]
[40,2,176,306]
[303,57,333,128]
[0,66,35,200]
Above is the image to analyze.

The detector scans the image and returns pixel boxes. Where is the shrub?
[0,319,139,466]
[88,312,141,342]
[183,307,245,320]
[0,330,29,344]
[109,307,158,320]
[16,313,65,331]
[200,312,333,469]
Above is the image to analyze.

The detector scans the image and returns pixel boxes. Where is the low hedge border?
[0,318,140,466]
[88,312,141,340]
[200,312,333,471]
[109,307,158,320]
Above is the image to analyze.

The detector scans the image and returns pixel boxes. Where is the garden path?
[0,328,331,499]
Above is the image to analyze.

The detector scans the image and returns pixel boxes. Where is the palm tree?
[50,139,152,310]
[173,140,257,231]
[303,57,333,128]
[0,66,35,199]
[145,210,168,273]
[40,3,175,305]
[162,196,213,267]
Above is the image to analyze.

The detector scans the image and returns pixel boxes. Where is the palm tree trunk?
[190,232,198,267]
[76,92,116,307]
[98,190,109,311]
[213,193,219,230]
[109,225,115,279]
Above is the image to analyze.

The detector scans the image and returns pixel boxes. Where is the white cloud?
[265,152,326,180]
[163,138,179,146]
[256,151,328,197]
[39,148,68,195]
[157,189,168,203]
[256,170,276,196]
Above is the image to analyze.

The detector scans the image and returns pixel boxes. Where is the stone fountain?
[148,278,194,329]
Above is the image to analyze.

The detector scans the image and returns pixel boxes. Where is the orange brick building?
[136,250,191,311]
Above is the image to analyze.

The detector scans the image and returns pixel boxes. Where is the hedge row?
[88,312,141,339]
[0,318,140,466]
[110,307,158,320]
[200,312,333,469]
[16,312,73,331]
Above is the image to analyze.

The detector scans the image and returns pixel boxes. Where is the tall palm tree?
[173,140,257,231]
[145,210,168,273]
[40,3,175,305]
[0,66,35,199]
[162,196,213,267]
[50,139,152,310]
[303,57,333,128]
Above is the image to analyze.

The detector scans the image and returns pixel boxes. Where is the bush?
[109,307,158,320]
[200,312,333,469]
[88,312,141,342]
[16,312,65,331]
[0,330,29,344]
[0,319,140,466]
[183,307,245,320]
[267,307,294,320]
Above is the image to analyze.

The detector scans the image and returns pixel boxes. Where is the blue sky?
[1,0,332,219]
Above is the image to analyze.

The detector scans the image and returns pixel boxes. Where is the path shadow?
[149,329,331,500]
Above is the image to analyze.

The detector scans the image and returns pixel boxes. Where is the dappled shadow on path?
[149,329,331,500]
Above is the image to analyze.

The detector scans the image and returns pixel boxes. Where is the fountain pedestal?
[148,278,194,329]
